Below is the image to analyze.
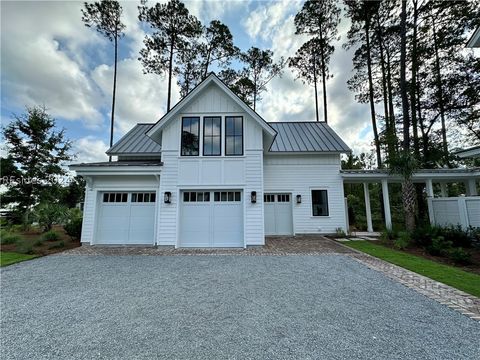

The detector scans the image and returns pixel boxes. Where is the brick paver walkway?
[57,236,480,321]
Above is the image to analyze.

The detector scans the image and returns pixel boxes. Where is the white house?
[71,73,351,247]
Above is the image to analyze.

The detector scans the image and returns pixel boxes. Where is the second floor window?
[181,117,199,156]
[225,116,243,156]
[203,117,221,156]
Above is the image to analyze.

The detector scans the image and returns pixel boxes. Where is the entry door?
[264,193,293,235]
[179,190,244,247]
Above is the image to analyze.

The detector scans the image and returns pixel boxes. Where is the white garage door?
[180,190,243,247]
[96,192,156,245]
[264,193,293,235]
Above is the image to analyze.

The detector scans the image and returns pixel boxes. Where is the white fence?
[428,197,480,229]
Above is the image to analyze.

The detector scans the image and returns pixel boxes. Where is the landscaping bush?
[41,230,60,242]
[33,239,44,247]
[426,236,452,256]
[0,233,22,245]
[380,228,397,243]
[394,231,411,250]
[48,241,65,250]
[442,225,472,248]
[448,247,472,265]
[34,203,68,232]
[410,225,440,247]
[64,208,83,240]
[16,242,34,254]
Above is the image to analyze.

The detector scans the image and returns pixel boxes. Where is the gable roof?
[106,123,162,155]
[146,73,277,139]
[268,122,351,153]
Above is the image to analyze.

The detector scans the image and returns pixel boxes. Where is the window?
[183,191,210,202]
[264,194,275,203]
[203,117,221,156]
[131,192,156,203]
[181,117,200,156]
[312,190,329,216]
[277,194,290,202]
[225,116,243,156]
[214,191,241,202]
[103,192,128,203]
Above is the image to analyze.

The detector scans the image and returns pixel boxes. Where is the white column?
[440,182,448,197]
[425,178,434,198]
[466,179,478,196]
[381,179,392,230]
[363,183,373,232]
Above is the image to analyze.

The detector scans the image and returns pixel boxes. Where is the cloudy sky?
[1,0,374,163]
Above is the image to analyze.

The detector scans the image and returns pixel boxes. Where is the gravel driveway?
[1,255,479,360]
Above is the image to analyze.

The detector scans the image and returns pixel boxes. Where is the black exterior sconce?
[296,194,302,204]
[251,191,257,203]
[164,191,172,204]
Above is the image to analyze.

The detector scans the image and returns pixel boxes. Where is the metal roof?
[268,122,351,153]
[70,161,162,168]
[106,123,161,155]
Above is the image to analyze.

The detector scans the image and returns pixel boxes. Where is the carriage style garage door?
[264,193,293,235]
[96,192,156,245]
[179,190,244,247]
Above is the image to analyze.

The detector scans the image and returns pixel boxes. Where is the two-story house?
[71,73,351,247]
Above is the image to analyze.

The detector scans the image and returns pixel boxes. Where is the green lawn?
[344,241,480,297]
[0,252,38,267]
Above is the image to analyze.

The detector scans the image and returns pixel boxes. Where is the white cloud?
[73,136,109,164]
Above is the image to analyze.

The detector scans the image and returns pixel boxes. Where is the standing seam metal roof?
[106,123,162,155]
[268,122,351,153]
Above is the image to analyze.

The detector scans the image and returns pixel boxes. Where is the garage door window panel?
[214,191,241,202]
[103,193,128,203]
[312,190,329,216]
[132,193,156,203]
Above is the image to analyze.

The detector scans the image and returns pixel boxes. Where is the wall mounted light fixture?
[296,194,302,204]
[164,191,172,204]
[251,191,257,203]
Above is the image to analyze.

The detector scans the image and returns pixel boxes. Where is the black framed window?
[131,192,156,203]
[203,117,221,156]
[181,117,199,156]
[103,193,128,203]
[225,116,243,156]
[312,190,329,216]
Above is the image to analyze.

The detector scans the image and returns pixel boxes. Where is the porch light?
[296,194,302,204]
[251,191,257,203]
[164,191,172,204]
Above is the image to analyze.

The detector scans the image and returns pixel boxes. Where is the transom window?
[131,192,156,203]
[183,191,210,202]
[103,193,128,203]
[225,116,243,156]
[214,191,241,202]
[264,194,275,203]
[277,194,290,202]
[312,190,329,216]
[181,117,200,156]
[203,117,221,156]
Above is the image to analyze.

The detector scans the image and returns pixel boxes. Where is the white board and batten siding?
[157,83,265,246]
[263,154,347,234]
[429,197,480,229]
[80,175,159,244]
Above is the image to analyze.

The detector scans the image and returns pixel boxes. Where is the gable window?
[181,117,200,156]
[225,116,243,156]
[203,117,221,156]
[312,190,329,216]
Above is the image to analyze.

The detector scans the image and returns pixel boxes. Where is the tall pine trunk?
[319,31,328,123]
[365,19,382,168]
[313,51,319,122]
[109,32,118,162]
[167,41,174,111]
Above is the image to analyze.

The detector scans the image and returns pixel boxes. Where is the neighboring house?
[467,26,480,48]
[71,74,351,247]
[455,145,480,159]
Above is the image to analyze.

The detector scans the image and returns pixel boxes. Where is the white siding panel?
[158,151,179,245]
[80,186,95,244]
[183,84,243,114]
[432,199,461,227]
[466,198,480,227]
[244,150,265,245]
[263,154,346,234]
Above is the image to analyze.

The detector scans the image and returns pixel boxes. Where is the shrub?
[1,233,22,245]
[410,225,440,247]
[334,228,346,238]
[448,247,472,265]
[41,230,60,242]
[426,236,452,256]
[442,225,472,248]
[380,228,397,243]
[48,241,65,250]
[34,203,68,232]
[394,231,411,250]
[64,209,83,240]
[33,239,44,247]
[16,242,34,254]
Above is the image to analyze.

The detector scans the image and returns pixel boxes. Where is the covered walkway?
[341,168,480,231]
